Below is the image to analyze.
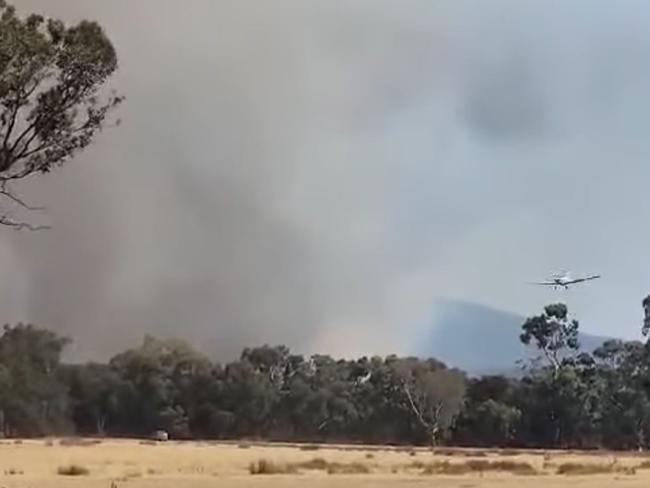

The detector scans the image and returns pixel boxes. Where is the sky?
[3,0,650,361]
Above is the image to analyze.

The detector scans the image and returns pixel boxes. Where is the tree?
[392,358,466,447]
[594,340,650,450]
[518,305,600,448]
[60,363,124,436]
[108,336,211,437]
[0,1,121,228]
[0,323,71,436]
[453,376,522,447]
[641,295,650,336]
[520,303,579,373]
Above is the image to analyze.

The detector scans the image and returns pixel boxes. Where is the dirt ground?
[1,438,649,488]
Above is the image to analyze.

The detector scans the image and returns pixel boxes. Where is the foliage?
[0,301,649,449]
[0,1,121,228]
[57,464,89,476]
[520,303,579,372]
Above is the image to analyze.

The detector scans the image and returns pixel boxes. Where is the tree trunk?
[430,426,439,448]
[96,415,107,436]
[636,420,645,452]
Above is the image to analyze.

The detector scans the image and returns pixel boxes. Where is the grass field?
[1,439,650,487]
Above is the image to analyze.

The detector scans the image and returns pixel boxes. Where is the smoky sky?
[4,0,650,361]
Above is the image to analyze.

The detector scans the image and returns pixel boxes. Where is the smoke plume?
[4,0,650,360]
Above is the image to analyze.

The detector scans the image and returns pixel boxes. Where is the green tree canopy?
[0,1,121,228]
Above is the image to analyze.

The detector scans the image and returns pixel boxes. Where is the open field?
[2,439,650,488]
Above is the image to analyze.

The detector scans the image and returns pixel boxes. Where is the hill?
[414,300,611,376]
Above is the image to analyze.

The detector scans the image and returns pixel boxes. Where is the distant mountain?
[414,300,612,376]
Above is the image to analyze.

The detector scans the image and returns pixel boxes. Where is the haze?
[3,0,650,361]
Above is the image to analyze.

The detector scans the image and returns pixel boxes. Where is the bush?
[420,459,537,475]
[299,444,321,451]
[295,458,329,470]
[57,464,90,476]
[59,438,102,447]
[326,462,371,474]
[249,459,297,475]
[556,462,635,476]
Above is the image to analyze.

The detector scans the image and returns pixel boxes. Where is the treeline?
[1,301,650,450]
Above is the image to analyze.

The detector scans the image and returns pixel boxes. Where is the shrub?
[556,462,635,476]
[326,462,371,474]
[299,444,321,451]
[57,464,90,476]
[420,459,537,476]
[60,438,102,447]
[295,458,329,470]
[249,459,297,475]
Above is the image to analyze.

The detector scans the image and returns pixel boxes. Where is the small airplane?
[529,271,601,290]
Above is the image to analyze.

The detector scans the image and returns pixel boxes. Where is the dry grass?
[59,437,103,447]
[419,459,537,476]
[57,464,90,476]
[497,449,525,456]
[3,439,650,487]
[123,468,143,478]
[299,444,321,451]
[556,461,636,475]
[294,457,330,470]
[249,457,371,475]
[249,458,298,475]
[325,461,371,474]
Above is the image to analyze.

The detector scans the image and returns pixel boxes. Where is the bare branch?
[0,181,44,210]
[402,381,428,430]
[0,215,49,231]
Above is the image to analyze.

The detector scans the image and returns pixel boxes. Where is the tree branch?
[0,181,44,210]
[0,215,49,231]
[1,70,47,158]
[402,381,429,430]
[1,96,20,157]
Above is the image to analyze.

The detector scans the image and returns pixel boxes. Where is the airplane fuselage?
[548,274,571,289]
[553,278,569,289]
[530,271,600,289]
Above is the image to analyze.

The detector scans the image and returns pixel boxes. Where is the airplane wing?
[565,275,601,285]
[527,281,558,286]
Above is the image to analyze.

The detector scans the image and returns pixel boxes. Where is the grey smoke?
[3,0,650,361]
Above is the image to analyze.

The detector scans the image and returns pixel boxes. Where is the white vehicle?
[529,271,601,290]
